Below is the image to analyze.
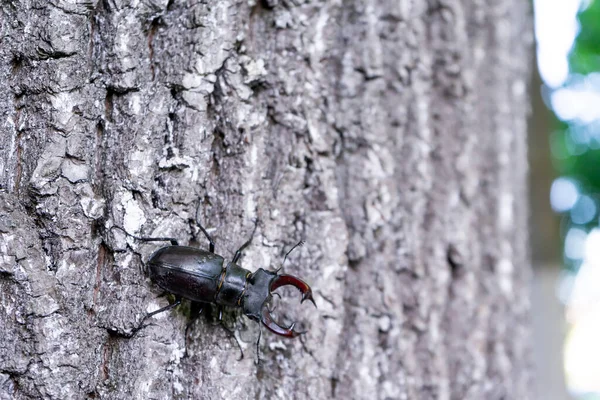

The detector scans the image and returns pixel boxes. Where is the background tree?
[0,1,532,399]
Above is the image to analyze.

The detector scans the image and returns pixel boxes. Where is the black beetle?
[118,220,315,339]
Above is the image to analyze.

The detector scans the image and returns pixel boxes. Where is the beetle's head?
[242,268,316,338]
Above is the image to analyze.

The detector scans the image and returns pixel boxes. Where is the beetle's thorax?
[213,262,250,307]
[213,262,276,318]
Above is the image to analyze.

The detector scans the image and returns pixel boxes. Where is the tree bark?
[0,1,533,399]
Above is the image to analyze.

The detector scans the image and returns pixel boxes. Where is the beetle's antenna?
[275,240,304,273]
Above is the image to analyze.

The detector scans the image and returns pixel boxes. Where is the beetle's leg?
[185,304,204,341]
[270,274,316,307]
[255,326,262,365]
[143,296,182,321]
[183,304,207,358]
[111,226,179,246]
[194,205,215,252]
[197,224,215,253]
[232,219,258,264]
[183,304,243,360]
[211,306,244,360]
[224,324,244,361]
[187,301,204,328]
[137,236,179,246]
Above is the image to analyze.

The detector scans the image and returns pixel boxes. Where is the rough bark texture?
[0,1,533,399]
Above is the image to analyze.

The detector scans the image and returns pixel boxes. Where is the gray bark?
[0,1,533,399]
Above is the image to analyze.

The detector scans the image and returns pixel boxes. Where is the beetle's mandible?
[129,220,315,338]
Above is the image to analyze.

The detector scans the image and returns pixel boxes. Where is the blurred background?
[532,0,600,398]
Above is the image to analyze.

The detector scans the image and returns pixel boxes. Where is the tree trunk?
[0,1,533,399]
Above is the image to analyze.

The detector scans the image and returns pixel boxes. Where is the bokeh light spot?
[565,228,588,260]
[571,195,597,224]
[550,177,580,212]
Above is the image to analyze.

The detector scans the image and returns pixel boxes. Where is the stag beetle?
[117,218,315,341]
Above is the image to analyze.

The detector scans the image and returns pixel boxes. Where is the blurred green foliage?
[554,0,600,270]
[569,0,600,74]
